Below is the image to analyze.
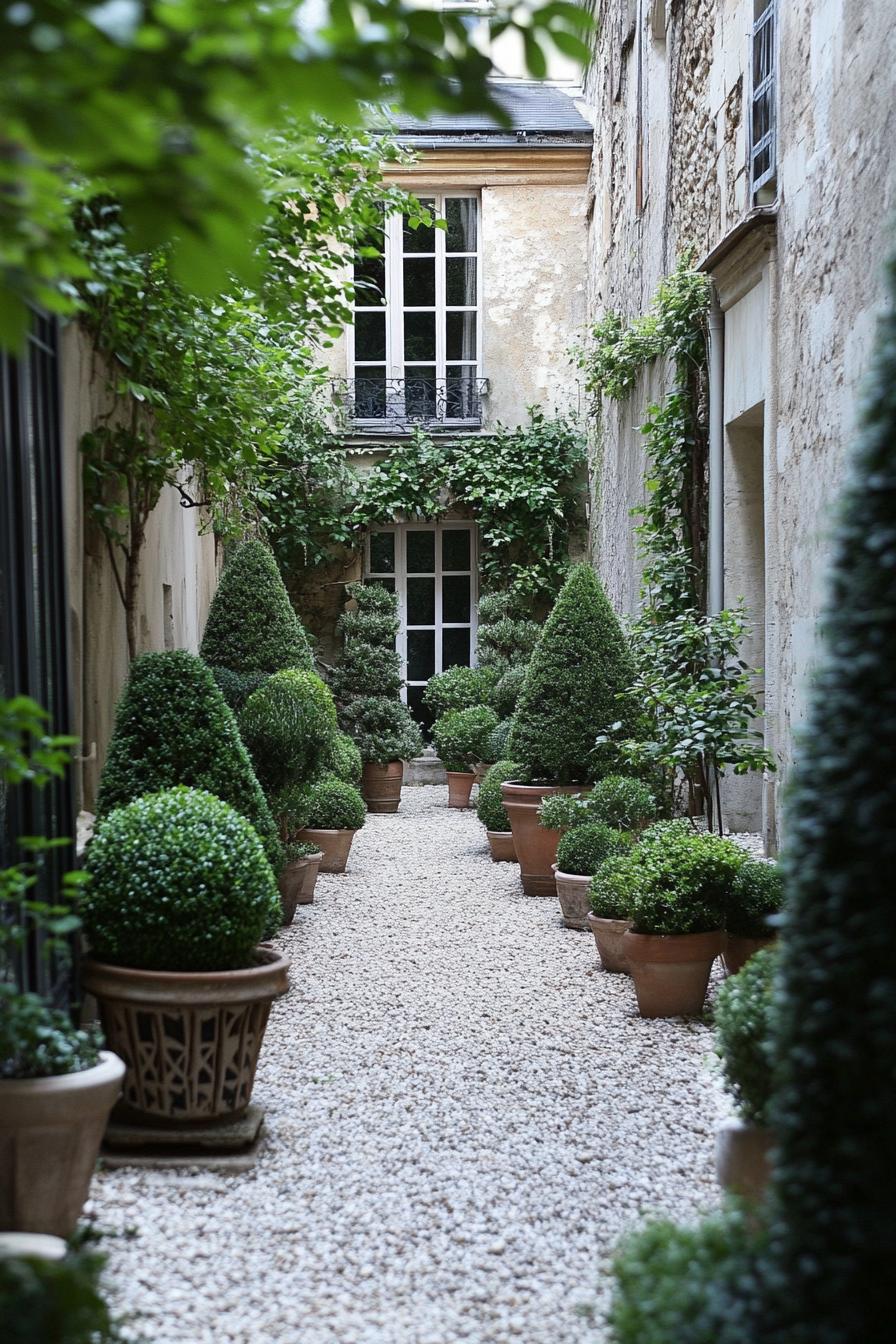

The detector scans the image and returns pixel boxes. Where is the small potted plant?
[296,774,367,872]
[432,705,499,808]
[621,823,746,1016]
[276,840,324,923]
[552,822,633,930]
[588,855,636,972]
[723,860,784,974]
[83,787,289,1124]
[585,775,657,832]
[339,697,423,812]
[713,946,777,1198]
[476,760,522,861]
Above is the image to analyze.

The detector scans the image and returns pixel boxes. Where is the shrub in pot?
[432,705,499,807]
[296,773,366,873]
[537,791,589,832]
[277,840,324,923]
[82,786,288,1123]
[589,855,637,972]
[586,775,657,832]
[239,668,337,792]
[505,564,637,895]
[723,860,784,974]
[476,760,523,861]
[338,696,423,812]
[422,664,497,720]
[553,822,633,930]
[713,946,778,1199]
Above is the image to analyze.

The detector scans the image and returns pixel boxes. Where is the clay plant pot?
[83,948,289,1125]
[446,771,476,809]
[298,827,356,874]
[0,1051,125,1237]
[623,929,724,1017]
[501,782,584,896]
[486,830,517,862]
[361,760,404,814]
[552,865,592,930]
[278,851,323,923]
[586,913,633,973]
[722,933,776,976]
[715,1116,772,1199]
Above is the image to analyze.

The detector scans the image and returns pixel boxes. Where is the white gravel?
[89,787,729,1344]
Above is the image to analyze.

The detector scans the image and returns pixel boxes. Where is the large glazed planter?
[0,1051,125,1236]
[446,771,475,809]
[715,1116,772,1199]
[623,929,724,1017]
[486,830,516,862]
[278,851,323,923]
[586,913,632,973]
[298,827,356,874]
[361,761,404,814]
[501,782,583,896]
[83,949,289,1124]
[551,865,591,930]
[722,933,776,977]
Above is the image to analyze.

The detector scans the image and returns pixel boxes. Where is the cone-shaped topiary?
[200,539,313,676]
[95,650,281,871]
[508,564,636,783]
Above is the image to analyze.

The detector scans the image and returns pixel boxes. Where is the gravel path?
[90,787,728,1344]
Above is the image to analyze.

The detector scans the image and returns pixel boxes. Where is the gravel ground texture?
[89,787,735,1344]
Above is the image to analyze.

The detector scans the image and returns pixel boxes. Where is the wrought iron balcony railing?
[331,375,489,431]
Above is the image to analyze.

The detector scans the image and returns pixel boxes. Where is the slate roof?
[388,80,592,145]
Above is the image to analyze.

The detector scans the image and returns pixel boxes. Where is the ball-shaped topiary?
[586,775,657,832]
[338,696,423,766]
[299,774,366,832]
[84,788,280,972]
[726,860,784,938]
[713,945,779,1126]
[326,731,363,786]
[590,854,638,920]
[95,650,281,872]
[239,669,337,792]
[200,539,313,675]
[422,665,498,719]
[556,821,633,877]
[432,706,499,773]
[626,829,747,935]
[508,564,636,783]
[476,760,522,833]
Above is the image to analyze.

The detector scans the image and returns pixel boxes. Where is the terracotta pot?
[623,929,724,1017]
[298,827,356,873]
[715,1116,772,1199]
[278,851,323,923]
[361,760,404,814]
[446,771,475,808]
[552,865,592,930]
[486,830,516,862]
[723,933,776,976]
[501,782,584,896]
[586,913,633,973]
[83,948,289,1124]
[0,1051,125,1237]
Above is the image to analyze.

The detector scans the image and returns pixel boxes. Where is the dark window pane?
[369,531,395,574]
[354,310,386,361]
[446,311,477,361]
[446,366,478,420]
[407,683,431,732]
[353,253,386,306]
[442,528,471,571]
[407,530,435,573]
[443,574,471,623]
[407,576,435,625]
[445,198,477,252]
[353,371,387,419]
[442,627,470,669]
[403,311,436,362]
[446,257,477,306]
[368,576,395,593]
[403,205,435,253]
[404,372,437,420]
[403,256,435,307]
[408,629,436,681]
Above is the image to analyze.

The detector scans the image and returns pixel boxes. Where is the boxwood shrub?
[590,855,637,921]
[335,583,422,765]
[476,760,522,832]
[200,539,313,675]
[422,664,497,719]
[625,829,747,935]
[208,667,269,714]
[538,792,589,830]
[587,775,657,831]
[338,696,423,766]
[556,821,633,877]
[299,775,366,831]
[487,716,515,763]
[84,788,281,972]
[725,860,784,938]
[713,945,778,1126]
[239,669,337,791]
[432,706,499,773]
[326,731,363,786]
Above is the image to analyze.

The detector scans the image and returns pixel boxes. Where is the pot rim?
[587,912,633,930]
[83,945,290,1005]
[299,826,358,837]
[554,867,593,884]
[0,1049,126,1097]
[486,829,513,839]
[283,850,324,867]
[623,928,724,962]
[362,760,405,773]
[500,780,588,794]
[445,768,475,778]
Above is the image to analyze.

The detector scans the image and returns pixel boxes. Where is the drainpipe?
[707,290,725,614]
[762,238,780,856]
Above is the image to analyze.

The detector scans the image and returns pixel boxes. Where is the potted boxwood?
[296,774,367,873]
[504,565,637,895]
[621,824,746,1016]
[476,760,522,861]
[585,775,657,833]
[552,822,633,931]
[723,860,784,974]
[83,787,288,1124]
[713,946,777,1199]
[588,855,636,973]
[432,705,499,808]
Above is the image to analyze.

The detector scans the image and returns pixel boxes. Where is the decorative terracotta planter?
[723,933,776,976]
[361,760,404,814]
[501,782,583,896]
[715,1116,772,1199]
[0,1051,125,1237]
[623,929,724,1017]
[486,830,516,862]
[552,865,592,930]
[278,851,323,923]
[83,948,289,1124]
[586,913,633,973]
[446,771,475,808]
[298,827,356,873]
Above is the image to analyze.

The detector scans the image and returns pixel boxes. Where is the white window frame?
[749,0,777,200]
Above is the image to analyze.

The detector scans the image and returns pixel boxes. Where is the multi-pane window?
[350,195,482,425]
[750,0,777,199]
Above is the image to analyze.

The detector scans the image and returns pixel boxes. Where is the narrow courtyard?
[90,787,727,1344]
